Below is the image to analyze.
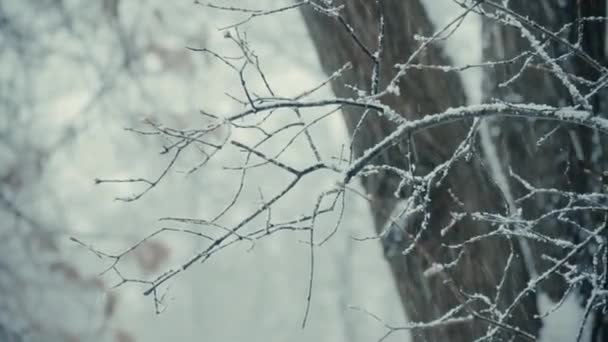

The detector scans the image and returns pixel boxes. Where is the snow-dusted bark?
[481,1,608,340]
[300,1,539,341]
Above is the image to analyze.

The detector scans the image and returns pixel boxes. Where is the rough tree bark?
[301,1,540,341]
[482,0,608,339]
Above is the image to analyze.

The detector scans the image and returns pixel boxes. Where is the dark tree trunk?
[301,1,540,341]
[482,0,608,339]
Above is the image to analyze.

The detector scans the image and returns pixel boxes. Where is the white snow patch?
[538,292,592,342]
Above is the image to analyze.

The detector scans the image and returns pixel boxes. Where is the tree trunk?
[481,0,608,338]
[301,1,540,341]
